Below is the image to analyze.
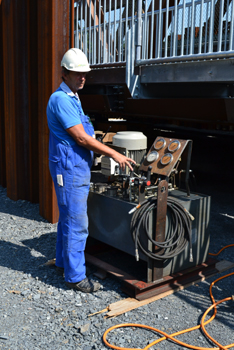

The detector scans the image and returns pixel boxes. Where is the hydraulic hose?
[103,271,234,350]
[130,196,193,262]
[103,245,234,350]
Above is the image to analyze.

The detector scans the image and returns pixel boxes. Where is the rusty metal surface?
[86,68,126,85]
[27,0,39,203]
[125,98,231,123]
[1,0,71,223]
[86,247,218,300]
[70,0,74,47]
[37,0,70,223]
[140,137,189,176]
[133,259,218,300]
[0,1,46,203]
[2,0,31,201]
[0,2,6,188]
[153,179,168,281]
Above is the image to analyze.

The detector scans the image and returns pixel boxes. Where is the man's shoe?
[66,277,101,293]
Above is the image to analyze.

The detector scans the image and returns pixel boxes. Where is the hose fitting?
[189,248,193,262]
[128,203,141,215]
[184,208,195,221]
[128,207,137,215]
[135,249,139,261]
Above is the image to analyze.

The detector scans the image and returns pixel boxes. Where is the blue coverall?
[47,83,94,283]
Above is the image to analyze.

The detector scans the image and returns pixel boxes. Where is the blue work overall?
[49,114,94,283]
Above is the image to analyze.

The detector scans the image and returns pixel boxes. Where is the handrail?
[136,50,234,65]
[74,0,234,66]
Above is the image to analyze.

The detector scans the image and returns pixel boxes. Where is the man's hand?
[112,153,135,171]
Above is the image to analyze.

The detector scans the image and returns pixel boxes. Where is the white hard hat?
[61,48,91,72]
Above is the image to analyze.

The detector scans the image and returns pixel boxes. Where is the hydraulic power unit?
[87,132,210,283]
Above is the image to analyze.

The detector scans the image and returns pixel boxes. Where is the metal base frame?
[85,246,218,301]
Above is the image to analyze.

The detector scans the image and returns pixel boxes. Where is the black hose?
[130,196,193,261]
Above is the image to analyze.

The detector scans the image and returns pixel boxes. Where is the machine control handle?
[141,176,151,187]
[146,166,152,186]
[134,178,140,186]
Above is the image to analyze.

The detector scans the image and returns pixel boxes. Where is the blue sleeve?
[54,95,81,130]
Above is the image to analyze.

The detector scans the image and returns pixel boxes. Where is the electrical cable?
[130,196,193,262]
[103,245,234,350]
[209,244,234,256]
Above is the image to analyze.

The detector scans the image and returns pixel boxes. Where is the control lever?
[146,165,152,186]
[97,126,112,143]
[95,126,112,161]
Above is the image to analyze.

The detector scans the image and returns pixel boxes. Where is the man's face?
[63,71,87,93]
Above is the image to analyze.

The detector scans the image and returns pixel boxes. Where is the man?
[46,48,135,293]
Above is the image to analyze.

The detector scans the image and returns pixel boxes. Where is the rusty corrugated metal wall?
[0,2,6,188]
[0,0,71,223]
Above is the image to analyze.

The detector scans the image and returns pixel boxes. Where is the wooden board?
[89,260,234,318]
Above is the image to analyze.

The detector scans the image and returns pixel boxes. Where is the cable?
[130,196,193,262]
[209,244,234,256]
[103,245,234,350]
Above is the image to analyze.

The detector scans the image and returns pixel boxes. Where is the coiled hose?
[130,196,193,262]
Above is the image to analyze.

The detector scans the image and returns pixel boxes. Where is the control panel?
[140,137,191,176]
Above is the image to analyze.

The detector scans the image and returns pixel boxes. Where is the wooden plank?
[95,260,234,318]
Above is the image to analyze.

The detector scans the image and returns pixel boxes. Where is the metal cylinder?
[112,131,147,150]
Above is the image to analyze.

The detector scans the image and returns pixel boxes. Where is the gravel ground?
[0,175,234,350]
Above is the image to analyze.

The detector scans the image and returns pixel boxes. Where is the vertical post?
[165,0,169,57]
[1,0,38,202]
[136,0,142,61]
[158,0,162,58]
[71,0,75,47]
[190,0,195,55]
[198,0,204,54]
[180,0,186,56]
[153,179,168,281]
[37,0,70,223]
[27,0,40,203]
[230,0,234,50]
[0,2,6,188]
[185,141,193,197]
[217,0,224,52]
[147,178,168,282]
[208,0,215,53]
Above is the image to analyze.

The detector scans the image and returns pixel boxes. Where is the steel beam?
[37,0,70,223]
[1,0,31,201]
[140,59,234,84]
[27,1,40,203]
[0,2,6,188]
[85,248,219,300]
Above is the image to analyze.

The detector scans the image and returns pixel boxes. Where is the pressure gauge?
[146,151,159,163]
[154,138,166,151]
[168,140,181,153]
[160,153,173,166]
